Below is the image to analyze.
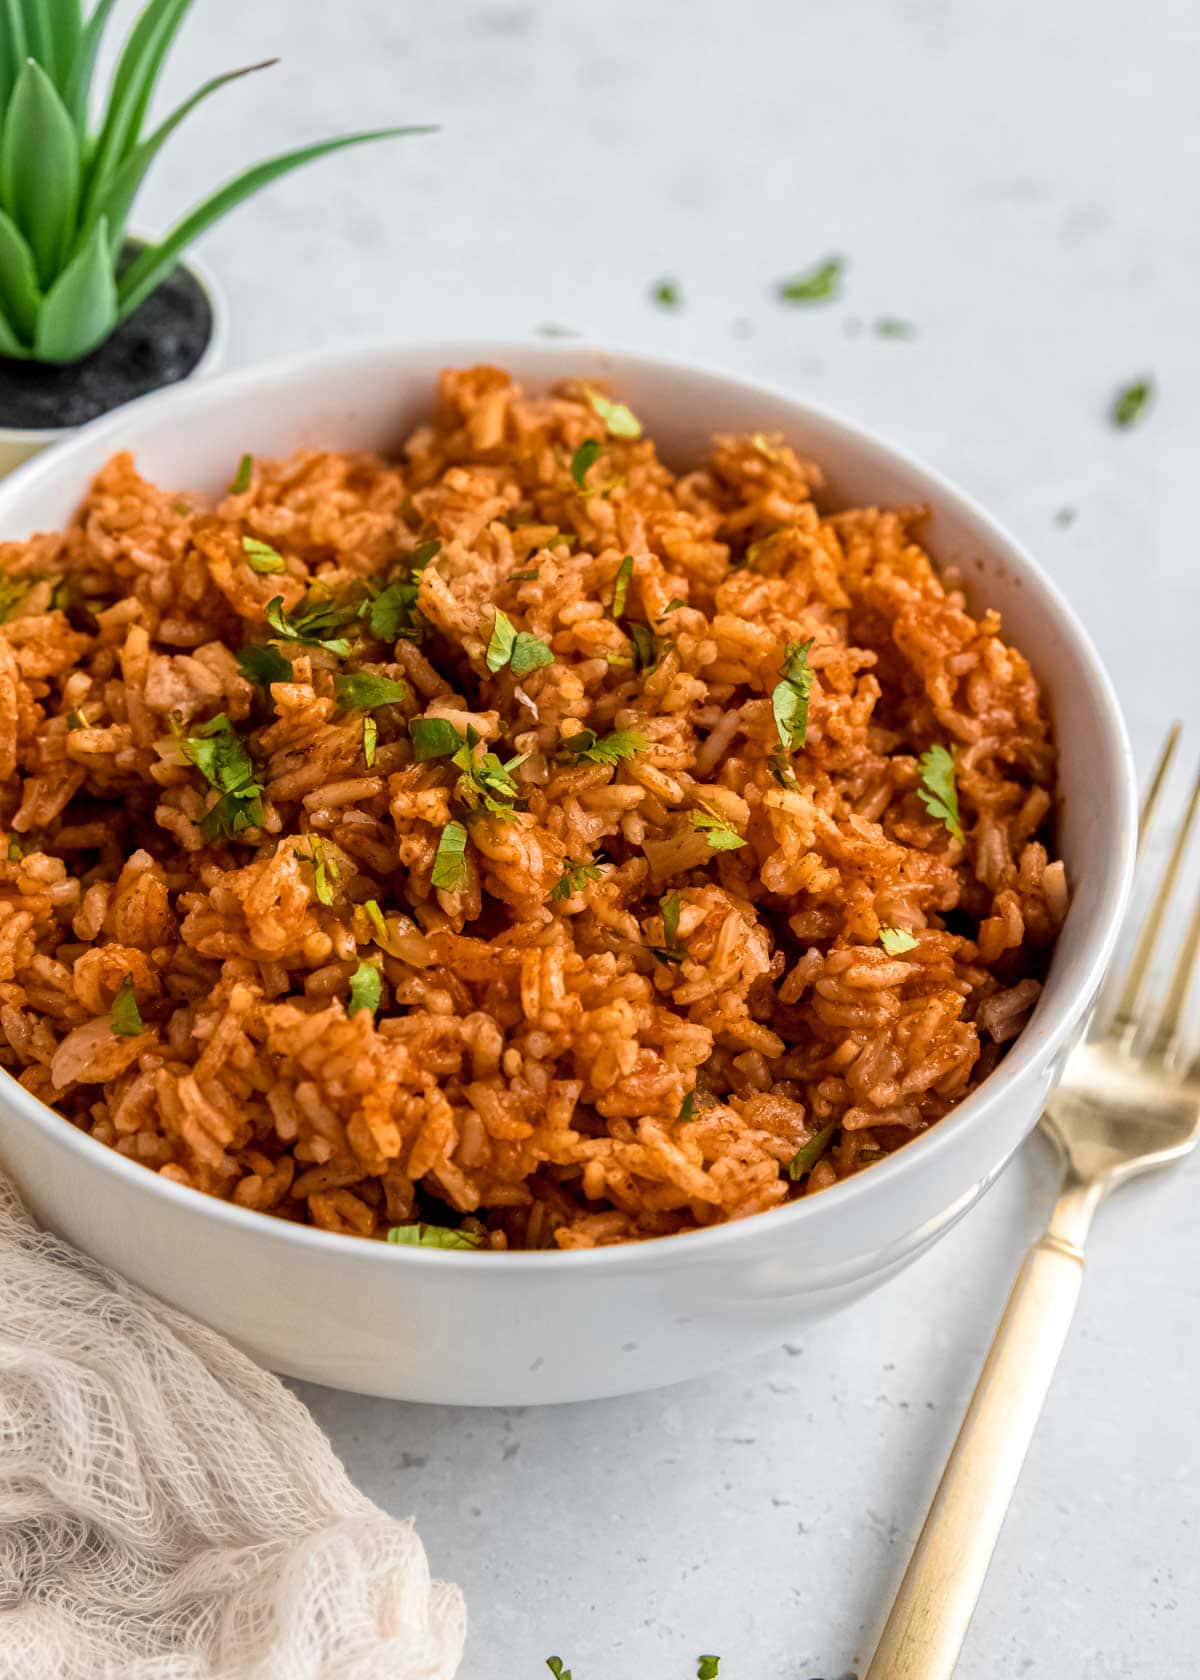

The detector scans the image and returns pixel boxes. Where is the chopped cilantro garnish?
[362,715,378,767]
[772,639,814,753]
[264,595,352,657]
[110,974,144,1037]
[67,709,88,731]
[916,744,964,843]
[229,453,253,493]
[878,925,919,955]
[659,598,685,617]
[651,277,682,310]
[332,671,409,710]
[242,536,285,574]
[7,836,22,860]
[485,608,555,676]
[0,573,33,623]
[778,255,843,303]
[296,836,339,905]
[697,1658,720,1679]
[691,807,746,851]
[648,890,686,965]
[237,643,291,687]
[550,854,605,901]
[570,438,601,488]
[678,1091,697,1122]
[363,579,421,642]
[431,820,470,890]
[610,555,633,619]
[453,728,527,818]
[585,388,642,439]
[629,624,658,672]
[875,316,915,339]
[545,1659,572,1680]
[363,898,389,944]
[410,717,463,761]
[786,1123,836,1180]
[534,323,579,338]
[386,1222,484,1250]
[511,568,540,581]
[180,714,264,841]
[562,728,647,766]
[1111,377,1153,428]
[410,539,442,570]
[348,959,382,1017]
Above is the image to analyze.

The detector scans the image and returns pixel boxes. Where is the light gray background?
[137,1,1199,1674]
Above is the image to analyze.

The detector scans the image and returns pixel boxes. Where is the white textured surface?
[144,0,1199,1673]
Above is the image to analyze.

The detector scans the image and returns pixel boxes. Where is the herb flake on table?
[485,608,555,676]
[333,671,409,709]
[348,959,382,1017]
[1110,377,1153,428]
[878,925,919,955]
[229,453,253,493]
[180,714,264,841]
[691,806,746,851]
[110,974,143,1037]
[772,638,814,752]
[242,537,285,574]
[387,1222,484,1250]
[917,743,964,843]
[777,255,843,303]
[697,1659,721,1680]
[545,1660,572,1680]
[786,1122,835,1180]
[651,276,682,310]
[431,819,470,890]
[874,316,915,338]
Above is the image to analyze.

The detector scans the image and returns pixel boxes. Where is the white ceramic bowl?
[0,342,1136,1405]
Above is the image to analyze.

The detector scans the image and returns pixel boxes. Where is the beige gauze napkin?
[0,1173,466,1679]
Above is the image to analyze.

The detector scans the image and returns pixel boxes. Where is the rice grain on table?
[0,366,1066,1249]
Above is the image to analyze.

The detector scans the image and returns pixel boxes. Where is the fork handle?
[863,1229,1086,1679]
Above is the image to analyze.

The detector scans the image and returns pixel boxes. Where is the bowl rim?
[0,337,1139,1272]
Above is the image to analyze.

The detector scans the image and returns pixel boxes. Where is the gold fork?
[864,725,1200,1680]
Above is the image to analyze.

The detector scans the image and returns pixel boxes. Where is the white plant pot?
[0,248,229,478]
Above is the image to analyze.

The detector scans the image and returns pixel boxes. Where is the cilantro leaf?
[772,638,814,752]
[237,643,291,687]
[777,255,843,303]
[878,925,919,955]
[243,536,284,574]
[229,453,253,493]
[386,1223,484,1250]
[570,438,601,488]
[411,717,463,761]
[610,554,633,619]
[651,277,682,310]
[431,820,470,891]
[545,1660,572,1680]
[691,807,746,851]
[264,595,351,657]
[0,572,33,623]
[785,1122,836,1180]
[648,890,686,965]
[110,974,144,1038]
[659,598,685,617]
[698,1659,721,1680]
[332,671,409,709]
[678,1091,697,1122]
[1111,377,1153,428]
[585,388,642,438]
[410,539,442,569]
[550,854,605,901]
[485,608,554,676]
[348,959,382,1017]
[7,836,22,860]
[562,728,647,767]
[916,744,964,843]
[453,730,528,819]
[511,568,540,581]
[629,624,658,672]
[363,579,422,642]
[180,714,264,841]
[362,715,378,767]
[296,836,340,905]
[875,316,915,339]
[362,899,389,945]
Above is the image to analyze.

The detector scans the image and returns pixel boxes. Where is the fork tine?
[1109,757,1200,1040]
[1150,883,1200,1059]
[1137,722,1182,856]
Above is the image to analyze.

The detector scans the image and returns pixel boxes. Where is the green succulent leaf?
[0,58,81,285]
[83,57,277,254]
[117,126,436,321]
[80,0,194,226]
[0,209,40,343]
[33,214,116,362]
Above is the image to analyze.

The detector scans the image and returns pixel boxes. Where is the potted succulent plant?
[0,0,432,473]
